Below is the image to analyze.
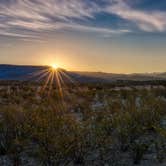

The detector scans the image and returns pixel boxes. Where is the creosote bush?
[0,85,165,165]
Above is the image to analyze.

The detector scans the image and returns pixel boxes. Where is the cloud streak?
[106,0,166,32]
[0,0,129,39]
[0,0,166,40]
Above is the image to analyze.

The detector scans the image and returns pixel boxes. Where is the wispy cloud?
[106,0,166,32]
[0,0,129,39]
[0,0,166,40]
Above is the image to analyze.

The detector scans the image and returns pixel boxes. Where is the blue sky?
[0,0,166,73]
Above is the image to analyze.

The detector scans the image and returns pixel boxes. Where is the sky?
[0,0,166,73]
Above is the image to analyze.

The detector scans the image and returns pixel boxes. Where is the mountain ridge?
[0,65,166,82]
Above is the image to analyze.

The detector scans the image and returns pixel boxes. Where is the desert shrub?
[88,110,115,162]
[24,108,89,165]
[153,126,166,163]
[0,85,165,165]
[0,106,26,165]
[131,141,149,164]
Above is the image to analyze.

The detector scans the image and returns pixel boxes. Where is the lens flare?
[26,64,79,107]
[51,64,58,70]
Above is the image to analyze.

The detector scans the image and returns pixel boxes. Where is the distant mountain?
[74,71,166,81]
[0,65,105,83]
[0,65,166,83]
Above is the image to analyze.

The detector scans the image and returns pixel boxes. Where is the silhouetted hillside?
[1,65,166,82]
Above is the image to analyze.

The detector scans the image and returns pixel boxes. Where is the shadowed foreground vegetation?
[0,82,166,165]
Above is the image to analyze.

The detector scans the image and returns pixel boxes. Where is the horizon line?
[0,63,166,75]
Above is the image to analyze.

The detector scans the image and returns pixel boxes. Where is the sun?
[51,64,58,70]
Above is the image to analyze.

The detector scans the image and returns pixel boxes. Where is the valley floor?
[0,82,165,165]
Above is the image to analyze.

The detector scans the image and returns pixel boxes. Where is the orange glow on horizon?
[51,64,58,70]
